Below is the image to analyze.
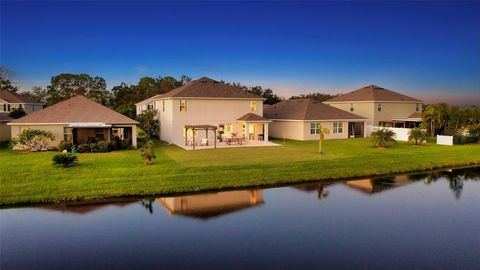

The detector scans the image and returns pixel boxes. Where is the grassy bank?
[1,138,479,206]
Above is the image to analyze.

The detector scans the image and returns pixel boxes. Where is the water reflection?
[158,190,264,220]
[38,166,479,217]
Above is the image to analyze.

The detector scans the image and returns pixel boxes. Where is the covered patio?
[392,112,422,128]
[64,122,137,147]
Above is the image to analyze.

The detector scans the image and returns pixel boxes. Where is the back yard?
[1,138,479,205]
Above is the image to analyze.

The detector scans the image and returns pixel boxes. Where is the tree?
[408,128,428,145]
[371,128,397,148]
[316,123,330,154]
[141,139,156,165]
[136,110,159,138]
[423,105,444,136]
[45,73,111,106]
[20,86,48,104]
[8,107,26,119]
[0,66,19,93]
[290,92,339,102]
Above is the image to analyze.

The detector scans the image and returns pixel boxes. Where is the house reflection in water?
[158,190,264,220]
[345,175,413,194]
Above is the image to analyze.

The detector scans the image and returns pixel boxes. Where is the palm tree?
[317,123,330,154]
[371,128,397,148]
[423,105,443,136]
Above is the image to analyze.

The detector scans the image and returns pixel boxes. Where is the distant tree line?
[422,103,480,138]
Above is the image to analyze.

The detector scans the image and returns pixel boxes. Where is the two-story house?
[0,90,43,115]
[323,85,423,129]
[135,77,272,149]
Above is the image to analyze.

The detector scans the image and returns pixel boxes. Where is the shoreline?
[2,163,478,209]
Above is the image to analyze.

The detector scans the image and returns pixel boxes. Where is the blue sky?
[1,1,479,105]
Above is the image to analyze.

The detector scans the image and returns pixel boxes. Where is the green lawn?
[1,138,479,206]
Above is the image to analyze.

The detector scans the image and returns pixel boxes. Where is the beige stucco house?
[264,99,367,140]
[0,90,43,115]
[324,85,423,128]
[0,114,13,142]
[8,95,139,148]
[136,77,272,149]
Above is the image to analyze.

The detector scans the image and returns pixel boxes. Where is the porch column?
[131,125,137,148]
[245,123,250,142]
[264,123,269,142]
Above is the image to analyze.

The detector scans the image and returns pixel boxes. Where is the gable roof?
[237,113,270,122]
[324,85,422,103]
[138,77,263,103]
[0,114,13,123]
[9,95,138,125]
[0,90,41,104]
[264,99,366,121]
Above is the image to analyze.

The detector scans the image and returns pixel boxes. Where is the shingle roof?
[0,114,13,123]
[264,99,366,121]
[9,95,138,125]
[142,77,263,101]
[237,113,270,122]
[408,112,422,119]
[325,85,422,102]
[0,90,41,104]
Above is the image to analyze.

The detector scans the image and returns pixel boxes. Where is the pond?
[1,167,479,270]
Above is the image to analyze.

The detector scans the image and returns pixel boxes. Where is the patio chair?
[200,138,209,146]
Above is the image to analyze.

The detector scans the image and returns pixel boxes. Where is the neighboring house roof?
[9,95,138,125]
[324,85,422,103]
[137,77,263,104]
[237,113,270,122]
[264,99,366,121]
[0,90,41,104]
[0,114,13,123]
[408,112,422,119]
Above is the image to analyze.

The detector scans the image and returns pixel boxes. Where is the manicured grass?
[1,138,479,205]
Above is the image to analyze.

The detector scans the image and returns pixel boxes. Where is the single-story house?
[0,114,13,142]
[8,95,139,148]
[264,99,367,140]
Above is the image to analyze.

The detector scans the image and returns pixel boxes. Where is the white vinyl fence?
[437,135,453,146]
[369,126,411,141]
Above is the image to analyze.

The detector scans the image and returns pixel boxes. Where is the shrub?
[10,128,55,151]
[57,140,73,151]
[408,128,429,145]
[52,151,78,168]
[97,141,111,152]
[9,107,26,119]
[76,144,90,153]
[371,128,397,148]
[89,143,100,153]
[141,139,156,165]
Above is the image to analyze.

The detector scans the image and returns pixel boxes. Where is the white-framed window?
[251,101,257,112]
[225,124,232,134]
[333,122,343,133]
[180,100,187,112]
[350,103,355,112]
[162,100,165,112]
[3,104,11,112]
[416,103,420,112]
[310,123,319,134]
[377,103,382,112]
[147,103,154,110]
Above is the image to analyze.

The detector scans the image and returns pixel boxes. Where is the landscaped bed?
[1,138,479,206]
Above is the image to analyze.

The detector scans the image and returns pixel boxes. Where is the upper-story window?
[416,103,420,112]
[349,103,355,112]
[180,99,187,112]
[377,103,382,112]
[162,100,165,112]
[333,122,343,133]
[251,101,257,112]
